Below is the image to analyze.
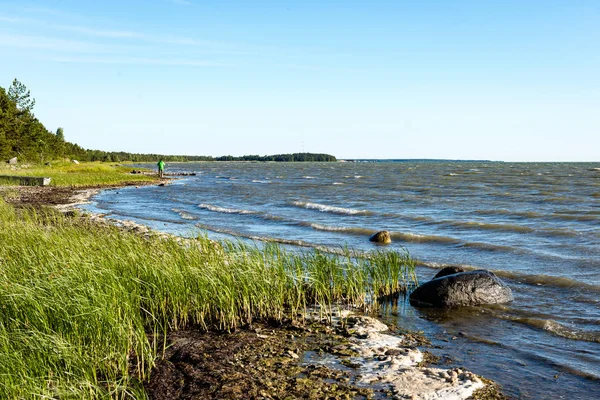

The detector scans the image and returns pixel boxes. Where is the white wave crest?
[292,201,371,215]
[198,204,257,214]
[172,208,198,220]
[309,223,347,231]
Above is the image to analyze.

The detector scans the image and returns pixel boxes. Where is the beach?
[0,182,504,399]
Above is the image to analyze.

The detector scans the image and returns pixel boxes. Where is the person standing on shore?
[157,159,165,178]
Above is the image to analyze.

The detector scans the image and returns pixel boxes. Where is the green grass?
[0,200,416,399]
[0,161,156,187]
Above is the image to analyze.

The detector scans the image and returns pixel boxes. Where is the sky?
[0,0,598,161]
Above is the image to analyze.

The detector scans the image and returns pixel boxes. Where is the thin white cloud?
[0,33,109,53]
[22,6,84,20]
[1,12,142,40]
[0,15,26,23]
[0,12,225,49]
[170,0,193,5]
[49,56,229,67]
[50,24,144,39]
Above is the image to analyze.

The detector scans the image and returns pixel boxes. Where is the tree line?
[0,79,336,163]
[214,153,336,162]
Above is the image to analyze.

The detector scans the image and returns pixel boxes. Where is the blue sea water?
[83,161,600,399]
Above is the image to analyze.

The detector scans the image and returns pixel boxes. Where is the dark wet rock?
[164,172,197,176]
[369,230,391,244]
[384,348,405,356]
[409,270,513,308]
[433,266,466,279]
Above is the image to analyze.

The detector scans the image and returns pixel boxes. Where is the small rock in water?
[369,230,392,244]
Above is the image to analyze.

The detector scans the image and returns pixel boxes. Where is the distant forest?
[0,79,336,163]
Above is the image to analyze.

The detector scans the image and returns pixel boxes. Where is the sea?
[82,161,600,399]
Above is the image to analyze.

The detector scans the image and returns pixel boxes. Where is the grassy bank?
[0,199,416,399]
[0,161,156,186]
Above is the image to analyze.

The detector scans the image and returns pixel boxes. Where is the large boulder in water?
[433,266,466,279]
[369,231,391,244]
[409,270,513,308]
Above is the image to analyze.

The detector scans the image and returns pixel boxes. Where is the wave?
[460,241,527,253]
[299,222,462,245]
[196,204,579,255]
[455,326,600,381]
[291,201,374,216]
[198,204,258,215]
[300,222,375,236]
[251,180,271,184]
[493,270,600,293]
[472,208,599,223]
[193,223,348,255]
[107,210,186,225]
[390,231,461,245]
[443,220,579,237]
[195,223,311,247]
[437,219,535,234]
[172,208,199,221]
[506,317,600,343]
[290,202,588,238]
[411,214,583,238]
[551,213,600,222]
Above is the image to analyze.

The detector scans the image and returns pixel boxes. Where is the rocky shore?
[0,184,507,399]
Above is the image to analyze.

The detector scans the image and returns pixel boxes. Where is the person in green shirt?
[157,159,165,178]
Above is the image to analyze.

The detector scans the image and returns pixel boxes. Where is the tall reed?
[0,200,416,399]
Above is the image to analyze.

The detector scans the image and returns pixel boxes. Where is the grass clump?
[0,161,156,187]
[0,200,416,399]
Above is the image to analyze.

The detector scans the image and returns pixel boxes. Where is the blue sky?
[1,0,598,161]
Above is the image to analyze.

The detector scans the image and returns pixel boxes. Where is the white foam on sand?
[308,309,484,399]
[53,188,102,212]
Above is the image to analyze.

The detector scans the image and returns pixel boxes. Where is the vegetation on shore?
[1,161,157,187]
[1,79,336,164]
[0,197,416,399]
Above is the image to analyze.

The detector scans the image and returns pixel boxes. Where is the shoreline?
[0,184,506,399]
